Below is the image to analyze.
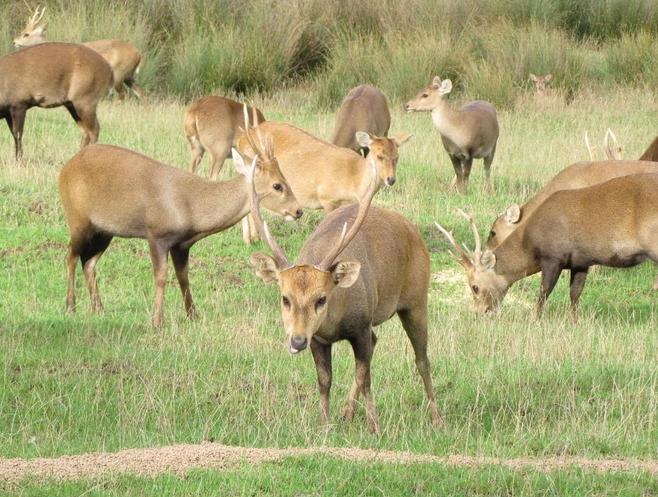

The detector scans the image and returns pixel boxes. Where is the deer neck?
[188,176,251,236]
[430,99,460,137]
[356,156,383,197]
[493,225,540,284]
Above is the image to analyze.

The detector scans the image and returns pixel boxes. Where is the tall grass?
[1,0,658,107]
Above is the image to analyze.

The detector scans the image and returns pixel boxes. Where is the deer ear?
[431,76,442,88]
[545,74,553,82]
[355,131,372,148]
[439,79,453,95]
[250,252,280,284]
[393,132,412,147]
[231,147,249,176]
[34,25,46,35]
[480,250,496,271]
[331,261,361,288]
[505,204,521,224]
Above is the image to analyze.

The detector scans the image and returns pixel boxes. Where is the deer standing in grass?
[404,76,499,194]
[437,173,658,321]
[184,96,265,180]
[529,73,553,97]
[14,6,145,100]
[249,159,441,433]
[59,132,301,326]
[237,119,411,243]
[331,85,390,156]
[1,42,112,162]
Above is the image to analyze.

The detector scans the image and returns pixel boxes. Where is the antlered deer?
[249,160,441,433]
[331,84,390,155]
[14,6,144,100]
[529,73,553,96]
[184,96,265,180]
[59,137,301,326]
[237,120,411,243]
[404,76,499,194]
[0,42,112,161]
[437,173,658,321]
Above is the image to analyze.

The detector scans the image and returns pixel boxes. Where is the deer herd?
[4,7,658,433]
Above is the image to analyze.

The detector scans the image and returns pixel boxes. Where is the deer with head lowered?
[237,116,411,243]
[404,76,499,194]
[331,84,391,156]
[1,41,112,161]
[184,96,265,180]
[59,123,301,326]
[248,159,441,433]
[14,6,145,100]
[437,173,658,321]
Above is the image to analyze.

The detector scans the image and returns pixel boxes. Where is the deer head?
[529,73,553,96]
[14,5,47,48]
[404,76,453,112]
[435,210,510,315]
[356,131,412,186]
[249,157,379,354]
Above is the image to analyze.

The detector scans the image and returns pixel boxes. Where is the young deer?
[59,138,301,326]
[184,96,265,180]
[14,6,144,100]
[1,42,112,161]
[438,173,658,321]
[249,160,441,433]
[331,84,391,156]
[529,73,553,96]
[404,76,499,194]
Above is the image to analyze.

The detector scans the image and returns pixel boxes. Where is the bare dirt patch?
[1,443,656,485]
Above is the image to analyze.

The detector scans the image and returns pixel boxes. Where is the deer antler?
[456,208,482,266]
[316,157,379,271]
[604,128,621,160]
[434,222,474,269]
[241,103,274,163]
[25,4,45,29]
[584,131,596,161]
[434,209,483,269]
[247,154,291,269]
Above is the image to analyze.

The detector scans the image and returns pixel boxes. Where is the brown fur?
[639,135,658,161]
[184,96,265,179]
[59,144,300,327]
[331,85,391,154]
[0,43,112,161]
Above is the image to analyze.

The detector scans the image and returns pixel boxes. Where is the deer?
[237,119,411,243]
[584,128,622,161]
[404,76,499,194]
[184,96,265,180]
[58,126,302,327]
[437,173,658,322]
[14,6,145,101]
[1,42,112,162]
[248,157,441,434]
[529,73,553,97]
[331,84,391,156]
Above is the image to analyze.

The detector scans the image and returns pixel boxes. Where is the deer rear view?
[184,96,265,179]
[1,42,112,161]
[331,84,391,155]
[249,160,441,433]
[437,173,658,321]
[404,76,499,194]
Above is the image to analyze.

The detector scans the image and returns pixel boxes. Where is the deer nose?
[290,336,308,352]
[295,209,303,219]
[386,177,396,186]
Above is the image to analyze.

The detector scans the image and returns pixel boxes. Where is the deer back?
[331,85,391,151]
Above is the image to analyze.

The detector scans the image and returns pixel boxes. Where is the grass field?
[0,88,657,494]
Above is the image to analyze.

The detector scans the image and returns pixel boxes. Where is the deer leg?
[310,338,333,427]
[9,106,26,163]
[114,81,127,102]
[461,157,473,194]
[187,135,205,174]
[569,268,589,323]
[209,143,230,180]
[170,245,197,319]
[448,155,463,192]
[148,239,169,327]
[536,260,562,318]
[343,331,377,422]
[80,233,113,314]
[127,81,146,101]
[66,103,100,148]
[398,307,443,427]
[483,145,496,193]
[348,330,379,434]
[65,232,88,314]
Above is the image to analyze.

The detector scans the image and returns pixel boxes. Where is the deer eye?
[472,285,480,295]
[421,93,428,98]
[315,296,326,310]
[273,183,283,192]
[23,33,29,37]
[282,296,290,308]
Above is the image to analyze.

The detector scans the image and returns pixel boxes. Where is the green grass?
[0,88,657,491]
[8,457,658,496]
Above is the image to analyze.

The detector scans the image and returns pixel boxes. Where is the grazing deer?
[14,6,144,100]
[331,84,391,156]
[184,96,265,180]
[529,73,553,96]
[438,173,658,321]
[59,138,301,326]
[584,129,622,161]
[248,159,441,434]
[237,120,411,243]
[639,134,658,161]
[1,43,112,162]
[404,77,499,194]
